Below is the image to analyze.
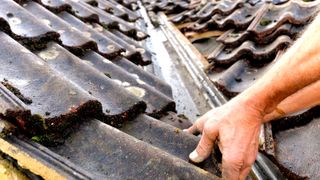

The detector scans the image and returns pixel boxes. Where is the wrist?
[234,88,278,116]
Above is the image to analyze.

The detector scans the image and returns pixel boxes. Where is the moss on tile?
[260,18,272,26]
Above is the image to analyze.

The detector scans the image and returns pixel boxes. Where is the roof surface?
[143,0,320,179]
[0,0,222,179]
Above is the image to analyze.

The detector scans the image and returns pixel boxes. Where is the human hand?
[185,97,264,180]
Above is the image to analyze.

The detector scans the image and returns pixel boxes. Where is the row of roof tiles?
[157,0,320,98]
[0,0,223,179]
[1,0,151,64]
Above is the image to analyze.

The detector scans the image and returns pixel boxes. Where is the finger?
[189,126,218,163]
[239,166,251,180]
[217,139,222,152]
[222,160,241,180]
[239,136,259,179]
[222,151,243,180]
[184,124,199,135]
[184,112,210,134]
[238,156,256,180]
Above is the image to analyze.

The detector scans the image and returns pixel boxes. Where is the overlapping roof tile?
[143,0,190,14]
[208,35,292,67]
[93,0,141,22]
[112,0,140,11]
[158,0,320,98]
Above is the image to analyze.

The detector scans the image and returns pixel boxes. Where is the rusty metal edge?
[152,10,285,180]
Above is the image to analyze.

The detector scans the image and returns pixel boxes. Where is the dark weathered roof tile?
[272,106,320,178]
[0,0,223,179]
[165,0,249,24]
[217,24,302,47]
[36,43,146,118]
[65,0,101,22]
[75,1,148,40]
[209,59,273,98]
[170,9,198,24]
[89,22,152,65]
[195,0,246,22]
[0,0,60,49]
[111,57,173,97]
[95,0,140,22]
[81,51,175,116]
[35,0,148,40]
[59,12,125,59]
[186,2,263,32]
[144,0,190,14]
[121,114,221,176]
[0,31,103,141]
[49,118,218,179]
[31,0,73,13]
[111,30,153,62]
[208,35,292,67]
[248,1,320,39]
[112,0,139,11]
[24,1,98,55]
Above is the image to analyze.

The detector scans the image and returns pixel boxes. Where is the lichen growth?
[31,134,53,145]
[101,23,109,30]
[260,18,272,26]
[30,114,48,131]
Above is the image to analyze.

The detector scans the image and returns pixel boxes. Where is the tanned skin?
[185,13,320,179]
[264,80,320,121]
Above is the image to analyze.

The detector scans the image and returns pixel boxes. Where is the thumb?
[189,125,218,163]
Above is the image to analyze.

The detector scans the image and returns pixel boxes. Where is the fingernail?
[183,129,188,132]
[189,150,205,163]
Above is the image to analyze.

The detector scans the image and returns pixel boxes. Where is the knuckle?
[195,122,203,131]
[203,122,214,132]
[203,124,211,133]
[203,122,217,137]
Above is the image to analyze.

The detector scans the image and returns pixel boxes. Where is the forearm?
[263,80,320,121]
[237,13,320,114]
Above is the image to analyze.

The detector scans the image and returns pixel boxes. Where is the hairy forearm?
[263,80,320,121]
[238,13,320,115]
